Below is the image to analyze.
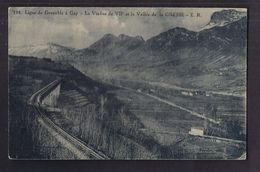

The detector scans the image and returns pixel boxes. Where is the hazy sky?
[8,7,246,49]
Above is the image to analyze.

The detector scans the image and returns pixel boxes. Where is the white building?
[181,91,194,96]
[189,127,204,136]
[181,91,189,96]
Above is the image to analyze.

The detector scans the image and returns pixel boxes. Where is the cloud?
[72,22,89,35]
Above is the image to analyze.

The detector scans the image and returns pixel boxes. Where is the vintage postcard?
[8,7,247,160]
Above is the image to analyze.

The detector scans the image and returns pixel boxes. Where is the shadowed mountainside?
[8,9,247,94]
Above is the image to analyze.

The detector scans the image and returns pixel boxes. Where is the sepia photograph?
[8,7,247,160]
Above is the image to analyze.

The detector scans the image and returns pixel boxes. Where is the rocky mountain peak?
[89,33,145,52]
[210,9,246,23]
[118,34,145,43]
[203,9,247,29]
[102,33,117,39]
[118,34,131,39]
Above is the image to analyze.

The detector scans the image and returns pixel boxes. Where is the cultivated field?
[107,87,245,159]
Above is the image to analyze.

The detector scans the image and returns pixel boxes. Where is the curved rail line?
[29,79,109,160]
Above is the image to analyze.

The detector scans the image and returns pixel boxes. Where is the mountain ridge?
[8,9,247,93]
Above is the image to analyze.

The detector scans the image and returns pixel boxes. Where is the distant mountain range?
[8,43,75,59]
[9,9,247,94]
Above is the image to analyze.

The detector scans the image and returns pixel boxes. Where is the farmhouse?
[189,127,204,136]
[181,91,194,96]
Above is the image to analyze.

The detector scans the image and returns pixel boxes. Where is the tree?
[205,103,218,120]
[224,118,244,140]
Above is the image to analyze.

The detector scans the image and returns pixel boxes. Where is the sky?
[8,7,247,49]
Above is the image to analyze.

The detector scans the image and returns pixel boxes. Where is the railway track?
[29,79,109,160]
[113,84,220,124]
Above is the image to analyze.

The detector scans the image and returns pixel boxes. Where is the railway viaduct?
[30,79,109,159]
[41,82,61,107]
